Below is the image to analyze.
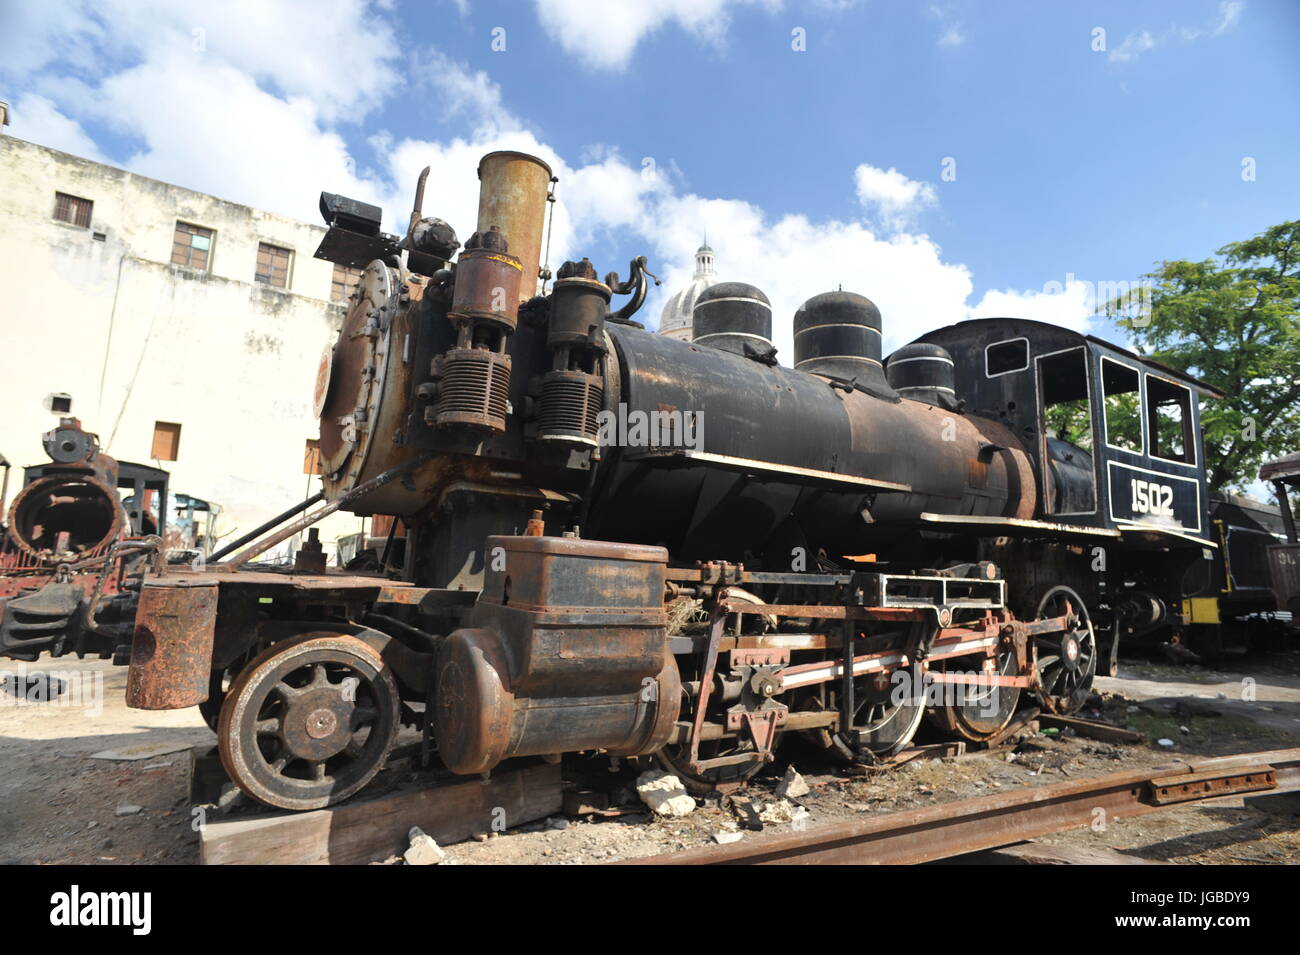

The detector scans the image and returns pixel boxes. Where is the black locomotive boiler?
[0,152,1228,809]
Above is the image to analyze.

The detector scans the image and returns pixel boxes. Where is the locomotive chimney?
[475,151,553,303]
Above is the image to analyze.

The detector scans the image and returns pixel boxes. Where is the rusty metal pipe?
[207,492,323,563]
[224,457,429,568]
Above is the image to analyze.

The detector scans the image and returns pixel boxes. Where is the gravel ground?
[2,651,1298,865]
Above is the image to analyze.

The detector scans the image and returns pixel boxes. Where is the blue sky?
[3,0,1297,356]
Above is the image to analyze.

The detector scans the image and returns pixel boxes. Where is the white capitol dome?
[658,243,717,341]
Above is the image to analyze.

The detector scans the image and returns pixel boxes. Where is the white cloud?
[971,280,1096,334]
[12,1,400,123]
[7,94,109,162]
[853,164,938,232]
[1110,0,1244,63]
[928,4,966,48]
[5,0,1093,363]
[531,0,781,72]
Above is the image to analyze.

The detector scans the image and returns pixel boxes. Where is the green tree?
[1110,220,1300,492]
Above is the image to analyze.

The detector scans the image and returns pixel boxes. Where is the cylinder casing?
[432,536,680,774]
[450,246,523,330]
[547,276,610,349]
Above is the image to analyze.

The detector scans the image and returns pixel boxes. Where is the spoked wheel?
[217,633,399,810]
[657,589,781,793]
[928,646,1021,742]
[1032,586,1097,714]
[838,663,926,759]
[655,726,783,794]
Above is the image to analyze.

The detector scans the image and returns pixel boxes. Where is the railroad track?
[635,747,1300,865]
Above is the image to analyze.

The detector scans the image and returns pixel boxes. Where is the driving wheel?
[217,633,399,810]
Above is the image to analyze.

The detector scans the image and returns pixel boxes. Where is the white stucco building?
[0,135,370,561]
[658,242,718,341]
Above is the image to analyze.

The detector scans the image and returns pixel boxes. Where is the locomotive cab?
[907,319,1220,548]
[901,319,1223,666]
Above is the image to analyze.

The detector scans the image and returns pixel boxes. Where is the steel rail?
[633,747,1300,865]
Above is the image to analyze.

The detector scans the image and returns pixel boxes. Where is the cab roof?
[909,318,1226,399]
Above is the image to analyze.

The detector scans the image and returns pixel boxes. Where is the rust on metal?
[125,582,219,710]
[476,150,553,303]
[432,535,678,775]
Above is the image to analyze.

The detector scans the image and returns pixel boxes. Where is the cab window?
[1038,347,1096,513]
[1101,359,1142,453]
[1146,375,1193,463]
[986,338,1029,377]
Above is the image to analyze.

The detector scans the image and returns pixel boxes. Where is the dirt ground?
[2,650,1298,865]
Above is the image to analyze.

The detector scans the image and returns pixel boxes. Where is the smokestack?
[476,151,552,304]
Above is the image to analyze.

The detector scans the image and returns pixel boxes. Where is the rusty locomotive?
[0,152,1238,810]
[0,417,172,661]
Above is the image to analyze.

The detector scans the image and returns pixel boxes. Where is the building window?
[256,242,292,288]
[304,438,321,474]
[331,263,363,303]
[151,421,182,461]
[172,222,214,271]
[54,192,93,228]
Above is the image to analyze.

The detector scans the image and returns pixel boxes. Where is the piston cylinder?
[433,536,680,775]
[547,259,611,350]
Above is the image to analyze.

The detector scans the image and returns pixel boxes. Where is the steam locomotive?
[0,418,171,660]
[0,152,1267,812]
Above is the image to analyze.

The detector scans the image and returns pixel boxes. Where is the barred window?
[172,222,214,271]
[54,192,93,227]
[331,263,363,303]
[255,242,291,288]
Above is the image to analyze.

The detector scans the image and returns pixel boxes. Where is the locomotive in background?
[0,150,1293,812]
[0,413,220,662]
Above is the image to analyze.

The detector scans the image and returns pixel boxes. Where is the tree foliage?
[1110,220,1300,491]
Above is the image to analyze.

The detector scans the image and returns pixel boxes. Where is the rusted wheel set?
[216,634,400,810]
